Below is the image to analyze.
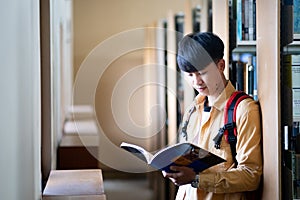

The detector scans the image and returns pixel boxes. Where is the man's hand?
[162,166,196,186]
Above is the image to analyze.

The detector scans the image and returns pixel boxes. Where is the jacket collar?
[194,81,236,111]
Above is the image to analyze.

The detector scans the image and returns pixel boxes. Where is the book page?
[120,142,153,163]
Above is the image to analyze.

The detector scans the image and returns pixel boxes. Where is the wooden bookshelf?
[256,1,281,199]
[214,0,282,199]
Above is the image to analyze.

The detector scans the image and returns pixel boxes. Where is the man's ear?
[217,59,225,72]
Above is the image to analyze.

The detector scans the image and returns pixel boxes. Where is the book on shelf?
[252,0,256,40]
[295,154,300,198]
[236,0,256,42]
[294,0,300,37]
[292,55,300,88]
[236,0,243,41]
[281,0,294,45]
[229,0,237,52]
[235,59,245,91]
[294,121,300,153]
[231,53,256,97]
[246,55,254,97]
[292,55,300,121]
[284,150,297,199]
[244,0,249,40]
[281,54,293,126]
[293,89,300,121]
[120,142,226,173]
[252,55,258,100]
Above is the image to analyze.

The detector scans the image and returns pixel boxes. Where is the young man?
[163,32,262,199]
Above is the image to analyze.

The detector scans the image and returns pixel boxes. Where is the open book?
[120,142,226,173]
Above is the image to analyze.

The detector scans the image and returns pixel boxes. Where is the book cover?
[120,142,226,173]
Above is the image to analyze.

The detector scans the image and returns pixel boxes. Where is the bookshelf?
[219,0,281,199]
[228,0,257,99]
[257,0,284,199]
[281,0,300,199]
[220,1,300,198]
[144,0,294,199]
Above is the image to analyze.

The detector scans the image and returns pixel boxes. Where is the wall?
[0,0,41,199]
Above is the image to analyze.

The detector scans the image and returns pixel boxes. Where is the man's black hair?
[177,32,224,72]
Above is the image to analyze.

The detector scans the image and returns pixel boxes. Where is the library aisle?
[103,178,154,200]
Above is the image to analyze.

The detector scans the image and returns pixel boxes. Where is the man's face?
[184,60,225,98]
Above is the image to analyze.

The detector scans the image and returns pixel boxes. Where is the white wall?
[49,0,74,169]
[0,0,41,200]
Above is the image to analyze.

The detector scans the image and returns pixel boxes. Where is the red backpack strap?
[213,91,252,166]
[224,91,251,141]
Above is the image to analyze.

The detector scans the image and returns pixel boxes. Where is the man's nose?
[192,74,202,84]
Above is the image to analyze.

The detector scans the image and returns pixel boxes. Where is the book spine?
[236,60,245,91]
[296,154,300,198]
[293,122,300,153]
[281,54,293,126]
[247,55,254,96]
[294,0,300,35]
[241,0,246,40]
[253,0,256,40]
[252,55,258,100]
[292,55,300,122]
[236,0,242,42]
[244,0,249,40]
[292,55,300,88]
[293,89,300,122]
[248,0,254,41]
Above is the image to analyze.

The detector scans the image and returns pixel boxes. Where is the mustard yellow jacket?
[176,81,262,200]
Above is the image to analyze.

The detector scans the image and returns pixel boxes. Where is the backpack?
[213,91,251,166]
[213,91,263,200]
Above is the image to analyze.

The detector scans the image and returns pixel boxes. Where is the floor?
[103,178,154,200]
[102,171,155,200]
[101,169,179,200]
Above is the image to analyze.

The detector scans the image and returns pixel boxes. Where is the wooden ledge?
[43,169,105,199]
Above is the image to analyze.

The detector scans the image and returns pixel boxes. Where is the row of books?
[229,53,257,100]
[294,0,300,35]
[284,149,300,199]
[283,53,300,199]
[283,121,300,199]
[292,55,300,121]
[236,0,256,42]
